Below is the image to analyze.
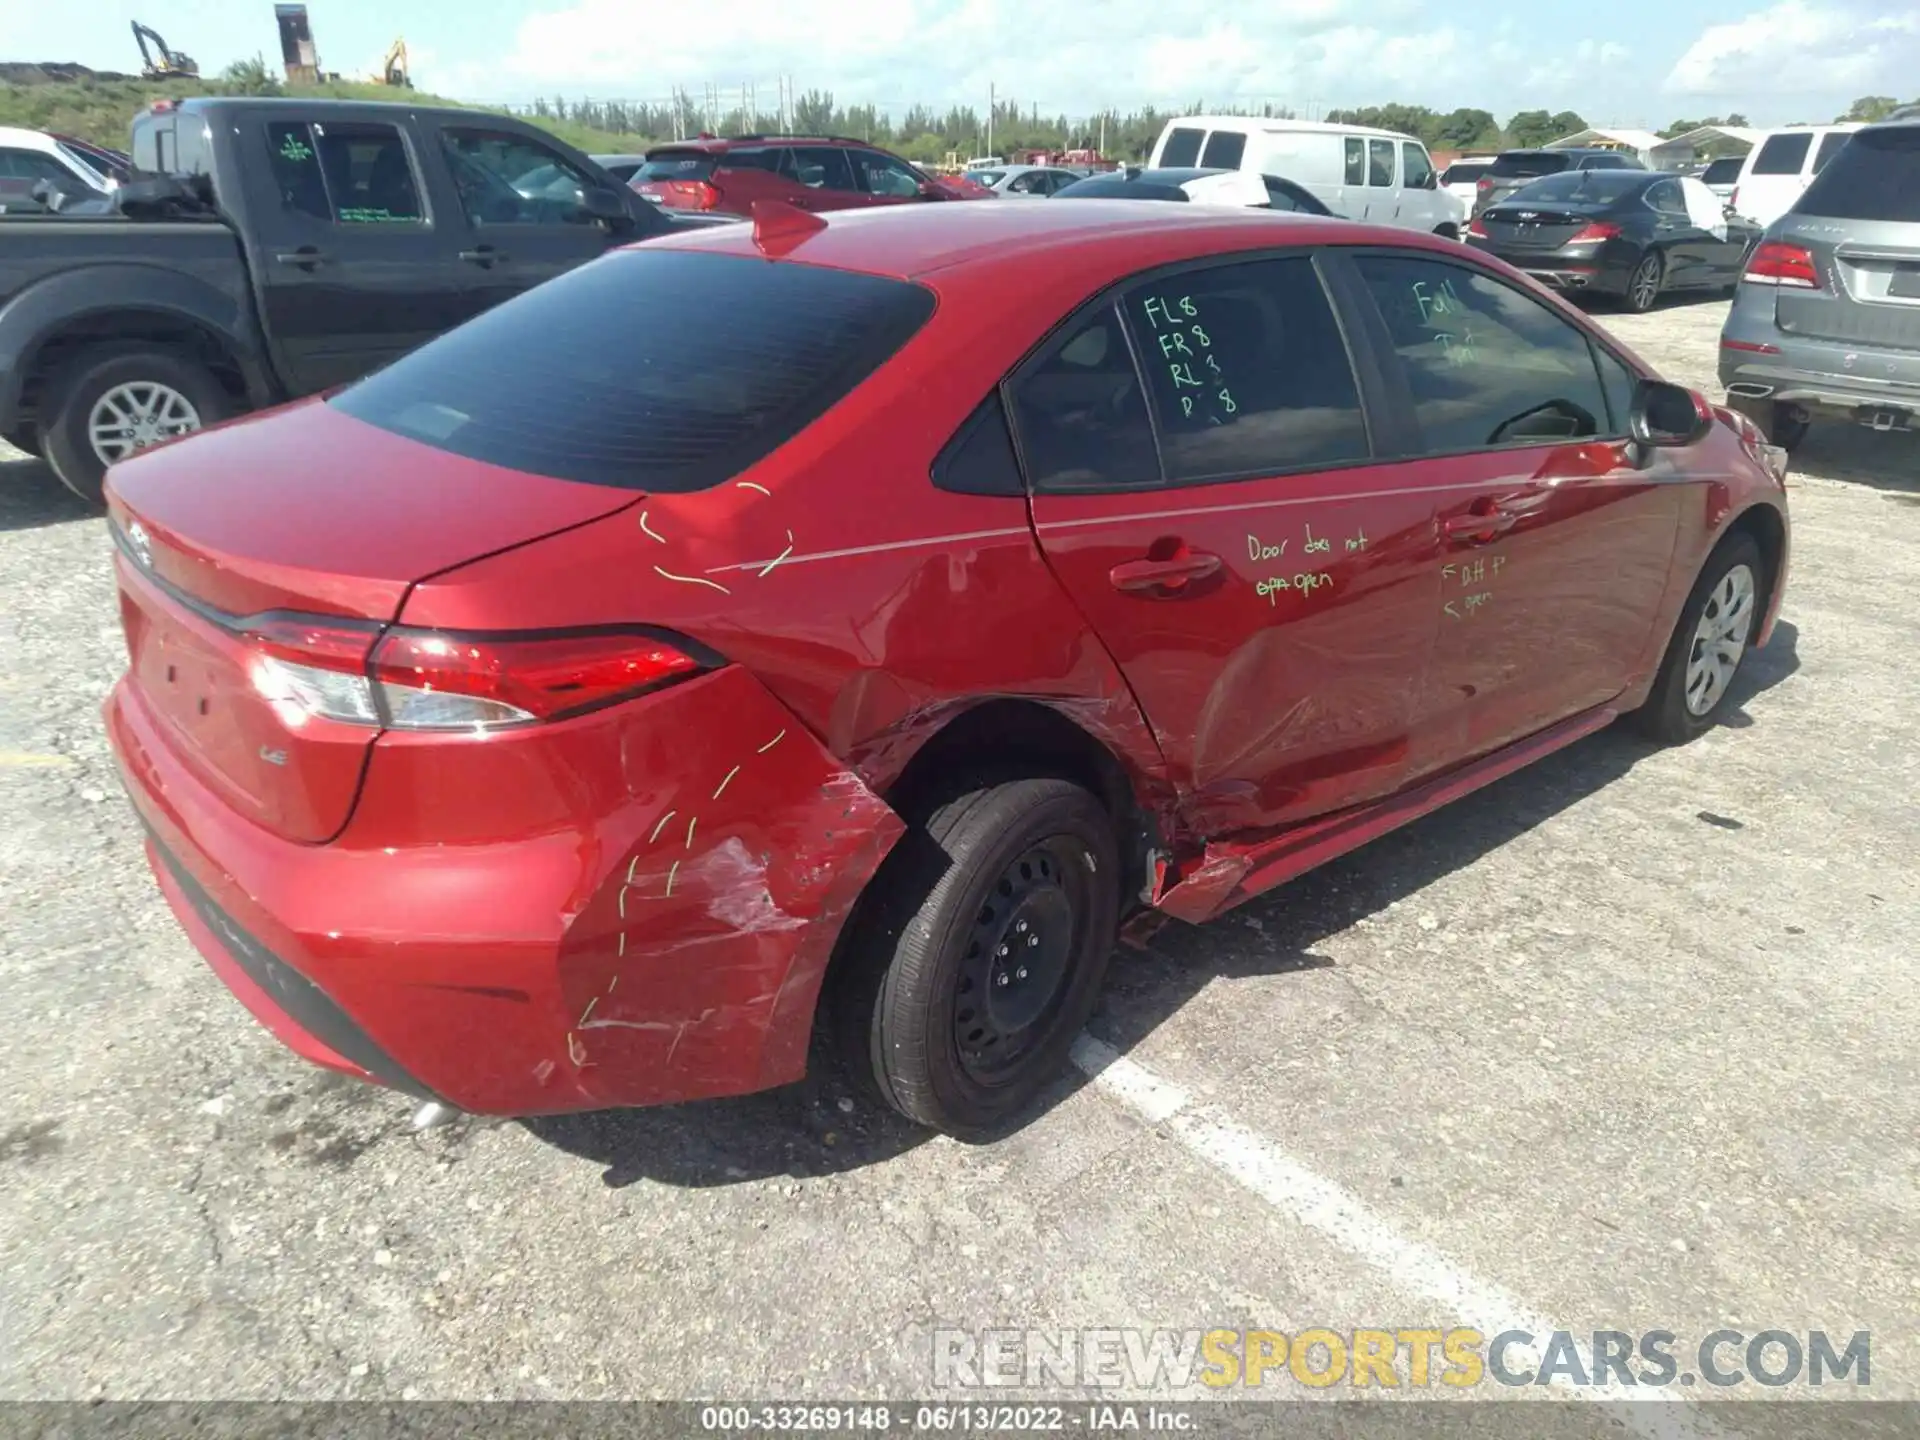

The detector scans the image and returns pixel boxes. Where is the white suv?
[1729,126,1862,228]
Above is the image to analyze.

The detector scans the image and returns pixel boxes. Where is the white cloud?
[1664,0,1920,97]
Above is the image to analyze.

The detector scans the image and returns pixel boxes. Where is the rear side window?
[1009,305,1159,492]
[1124,257,1369,483]
[788,146,857,191]
[1200,131,1246,169]
[1368,139,1395,186]
[1751,132,1813,175]
[1812,131,1851,172]
[1490,152,1568,178]
[331,250,935,492]
[933,393,1024,496]
[266,121,423,223]
[1702,156,1743,185]
[1795,126,1920,222]
[1160,127,1204,167]
[637,152,717,181]
[1344,138,1365,184]
[1354,254,1613,454]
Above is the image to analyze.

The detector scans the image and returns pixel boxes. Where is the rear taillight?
[1567,222,1621,242]
[1742,240,1820,289]
[641,179,719,210]
[1466,216,1488,238]
[242,620,706,731]
[1476,176,1492,192]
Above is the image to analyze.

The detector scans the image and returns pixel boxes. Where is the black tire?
[2,426,41,459]
[1622,250,1665,313]
[1629,532,1765,744]
[833,776,1121,1135]
[1433,223,1460,242]
[1726,395,1810,451]
[41,344,231,506]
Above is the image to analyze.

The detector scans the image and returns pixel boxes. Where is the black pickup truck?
[0,97,700,502]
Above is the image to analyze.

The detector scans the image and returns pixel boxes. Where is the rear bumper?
[1466,239,1635,295]
[105,666,905,1116]
[1719,324,1920,423]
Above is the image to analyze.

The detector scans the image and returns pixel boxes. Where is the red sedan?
[103,200,1790,1136]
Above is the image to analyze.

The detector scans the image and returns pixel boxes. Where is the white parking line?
[1069,1035,1736,1439]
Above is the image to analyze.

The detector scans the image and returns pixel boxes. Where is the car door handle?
[1442,509,1519,542]
[272,247,329,268]
[459,246,510,267]
[1109,552,1222,593]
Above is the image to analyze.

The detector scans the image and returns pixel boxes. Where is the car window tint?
[1795,125,1920,222]
[442,128,593,224]
[1200,131,1247,169]
[636,152,716,181]
[1354,254,1611,453]
[721,148,783,174]
[852,149,922,197]
[1344,137,1366,185]
[1007,171,1043,193]
[331,250,934,492]
[1647,179,1687,213]
[1441,162,1487,185]
[1702,156,1743,185]
[1261,176,1303,211]
[1752,132,1812,175]
[1160,127,1204,167]
[1124,257,1369,483]
[1812,131,1851,173]
[0,148,74,184]
[971,168,1006,187]
[1368,139,1395,186]
[933,391,1025,496]
[267,121,423,223]
[1490,152,1568,178]
[1592,344,1638,435]
[1402,144,1435,189]
[788,146,857,190]
[1009,304,1159,492]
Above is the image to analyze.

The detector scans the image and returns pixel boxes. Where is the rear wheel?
[1623,251,1665,313]
[1630,532,1764,744]
[41,344,231,507]
[834,776,1120,1135]
[1727,394,1810,451]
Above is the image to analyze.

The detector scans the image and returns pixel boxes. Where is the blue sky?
[7,0,1915,127]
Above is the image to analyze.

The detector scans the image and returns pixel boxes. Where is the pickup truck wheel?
[42,346,231,506]
[1629,532,1764,744]
[833,776,1120,1136]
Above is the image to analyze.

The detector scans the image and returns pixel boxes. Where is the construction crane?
[131,21,200,80]
[377,37,411,87]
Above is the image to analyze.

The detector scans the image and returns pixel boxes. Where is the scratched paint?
[653,565,730,595]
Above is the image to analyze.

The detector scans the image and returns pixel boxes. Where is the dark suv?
[632,135,991,216]
[1474,147,1645,215]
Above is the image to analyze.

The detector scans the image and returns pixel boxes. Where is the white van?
[1729,125,1863,227]
[1147,117,1465,236]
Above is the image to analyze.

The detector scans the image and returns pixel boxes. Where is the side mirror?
[917,179,947,199]
[577,185,632,228]
[1630,378,1714,447]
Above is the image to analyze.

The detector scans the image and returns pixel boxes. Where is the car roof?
[1166,115,1419,142]
[0,126,61,150]
[644,198,1404,282]
[648,134,876,154]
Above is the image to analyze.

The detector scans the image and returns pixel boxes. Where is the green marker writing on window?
[279,134,313,163]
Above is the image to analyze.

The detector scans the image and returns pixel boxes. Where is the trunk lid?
[1479,203,1601,250]
[105,399,638,842]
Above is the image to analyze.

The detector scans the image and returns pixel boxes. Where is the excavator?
[131,21,200,79]
[377,37,411,88]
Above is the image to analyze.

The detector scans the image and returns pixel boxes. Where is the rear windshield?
[1159,127,1204,167]
[1794,126,1920,222]
[1200,131,1246,169]
[1054,177,1189,201]
[1489,152,1569,178]
[331,249,935,491]
[636,152,716,182]
[1502,170,1647,204]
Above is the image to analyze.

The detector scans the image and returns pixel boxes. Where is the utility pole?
[1099,110,1106,157]
[987,81,995,159]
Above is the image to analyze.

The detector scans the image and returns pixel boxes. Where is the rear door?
[1645,177,1708,286]
[1018,252,1444,838]
[780,145,862,210]
[1738,131,1813,224]
[1344,250,1685,764]
[1772,124,1920,362]
[1365,138,1398,224]
[429,123,618,310]
[847,147,930,206]
[243,116,471,395]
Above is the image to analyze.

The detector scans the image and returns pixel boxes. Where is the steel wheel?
[952,839,1087,1083]
[1684,563,1755,715]
[86,381,202,467]
[1627,253,1663,312]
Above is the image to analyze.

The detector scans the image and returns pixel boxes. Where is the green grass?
[0,76,651,154]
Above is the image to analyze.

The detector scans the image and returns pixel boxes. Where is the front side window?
[1354,254,1613,454]
[786,146,857,191]
[1160,127,1204,168]
[851,149,923,197]
[1008,305,1158,493]
[0,149,75,185]
[1200,131,1247,169]
[1402,143,1435,189]
[266,121,423,223]
[1124,257,1370,483]
[331,249,935,491]
[1368,139,1395,186]
[1344,137,1366,185]
[1752,132,1813,175]
[442,127,592,224]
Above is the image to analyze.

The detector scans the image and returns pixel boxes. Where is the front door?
[1345,251,1685,764]
[1016,253,1445,839]
[246,117,472,394]
[429,124,620,317]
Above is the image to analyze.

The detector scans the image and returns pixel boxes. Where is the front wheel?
[834,776,1120,1135]
[1629,533,1764,744]
[1623,251,1665,313]
[41,344,232,507]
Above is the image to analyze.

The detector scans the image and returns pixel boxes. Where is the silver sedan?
[967,164,1085,197]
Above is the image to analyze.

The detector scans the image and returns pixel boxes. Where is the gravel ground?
[2,295,1917,1422]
